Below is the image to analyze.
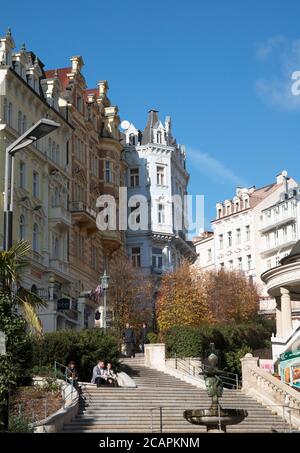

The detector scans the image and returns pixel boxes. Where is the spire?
[141,109,159,145]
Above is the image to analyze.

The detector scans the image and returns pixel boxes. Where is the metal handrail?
[173,355,241,389]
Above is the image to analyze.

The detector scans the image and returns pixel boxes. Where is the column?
[280,287,292,338]
[275,296,283,338]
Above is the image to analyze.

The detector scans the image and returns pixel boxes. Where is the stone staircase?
[63,356,288,433]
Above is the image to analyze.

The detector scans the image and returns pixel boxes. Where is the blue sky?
[2,0,300,232]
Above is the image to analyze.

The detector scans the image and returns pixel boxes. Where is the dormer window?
[129,133,136,146]
[157,131,162,144]
[226,204,231,216]
[244,198,249,209]
[235,202,239,212]
[217,207,222,219]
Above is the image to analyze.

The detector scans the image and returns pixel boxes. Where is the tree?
[207,269,259,323]
[108,255,153,342]
[157,260,213,332]
[0,241,46,334]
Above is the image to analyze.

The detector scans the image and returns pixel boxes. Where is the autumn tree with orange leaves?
[157,261,213,331]
[157,261,260,331]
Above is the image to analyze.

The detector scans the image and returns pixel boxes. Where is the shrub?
[8,414,34,433]
[147,332,159,344]
[30,329,120,381]
[164,321,273,376]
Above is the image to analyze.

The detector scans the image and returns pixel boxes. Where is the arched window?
[22,114,27,133]
[19,214,25,240]
[18,111,22,134]
[157,131,162,144]
[33,223,40,252]
[8,102,13,126]
[129,134,135,145]
[53,236,60,259]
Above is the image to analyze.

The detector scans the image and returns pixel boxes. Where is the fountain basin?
[184,407,248,432]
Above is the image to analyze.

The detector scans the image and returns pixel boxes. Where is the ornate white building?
[122,110,196,280]
[194,171,299,314]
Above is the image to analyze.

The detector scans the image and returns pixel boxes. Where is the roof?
[45,67,71,91]
[280,240,300,265]
[141,109,159,145]
[249,183,278,208]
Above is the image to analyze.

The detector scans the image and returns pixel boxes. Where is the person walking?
[141,322,149,354]
[123,323,136,358]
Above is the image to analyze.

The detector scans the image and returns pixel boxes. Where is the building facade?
[0,30,76,331]
[122,110,196,280]
[194,171,299,314]
[0,30,126,332]
[46,58,126,330]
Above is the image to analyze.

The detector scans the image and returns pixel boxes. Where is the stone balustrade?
[241,353,300,429]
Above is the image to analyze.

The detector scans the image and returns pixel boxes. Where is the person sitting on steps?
[91,360,107,387]
[105,363,118,387]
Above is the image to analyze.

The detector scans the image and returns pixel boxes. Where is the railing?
[173,355,241,389]
[149,406,163,433]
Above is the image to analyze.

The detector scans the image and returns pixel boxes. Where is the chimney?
[70,56,84,73]
[276,170,289,191]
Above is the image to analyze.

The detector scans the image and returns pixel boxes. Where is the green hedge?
[31,329,120,382]
[164,319,275,375]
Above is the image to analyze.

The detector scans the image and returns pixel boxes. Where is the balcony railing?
[260,214,297,233]
[49,205,71,226]
[69,201,97,219]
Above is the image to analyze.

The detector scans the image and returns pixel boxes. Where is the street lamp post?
[100,270,110,331]
[3,118,60,251]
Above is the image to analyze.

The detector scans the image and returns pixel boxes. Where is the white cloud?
[255,36,300,110]
[188,148,247,187]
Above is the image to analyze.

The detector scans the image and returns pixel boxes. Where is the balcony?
[101,229,122,253]
[49,258,69,275]
[49,205,71,228]
[69,201,98,232]
[260,239,298,258]
[260,214,297,234]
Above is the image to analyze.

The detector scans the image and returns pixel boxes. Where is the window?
[56,145,60,165]
[129,134,136,145]
[267,259,272,269]
[275,229,279,245]
[207,248,212,262]
[244,198,249,209]
[8,102,12,126]
[19,215,25,240]
[228,260,233,270]
[75,233,84,259]
[235,202,239,212]
[33,223,40,252]
[245,225,250,241]
[218,208,222,218]
[19,161,26,188]
[283,226,287,240]
[266,233,270,248]
[152,247,163,269]
[227,231,232,247]
[275,255,280,266]
[53,236,60,259]
[247,255,252,270]
[236,228,241,244]
[18,111,22,133]
[130,168,139,187]
[76,95,82,112]
[219,234,224,249]
[22,114,27,133]
[292,223,297,239]
[156,166,165,185]
[33,171,39,198]
[91,245,98,270]
[157,131,162,144]
[131,247,141,267]
[105,160,112,183]
[3,98,8,123]
[237,257,243,270]
[226,204,231,215]
[220,262,225,269]
[158,203,165,224]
